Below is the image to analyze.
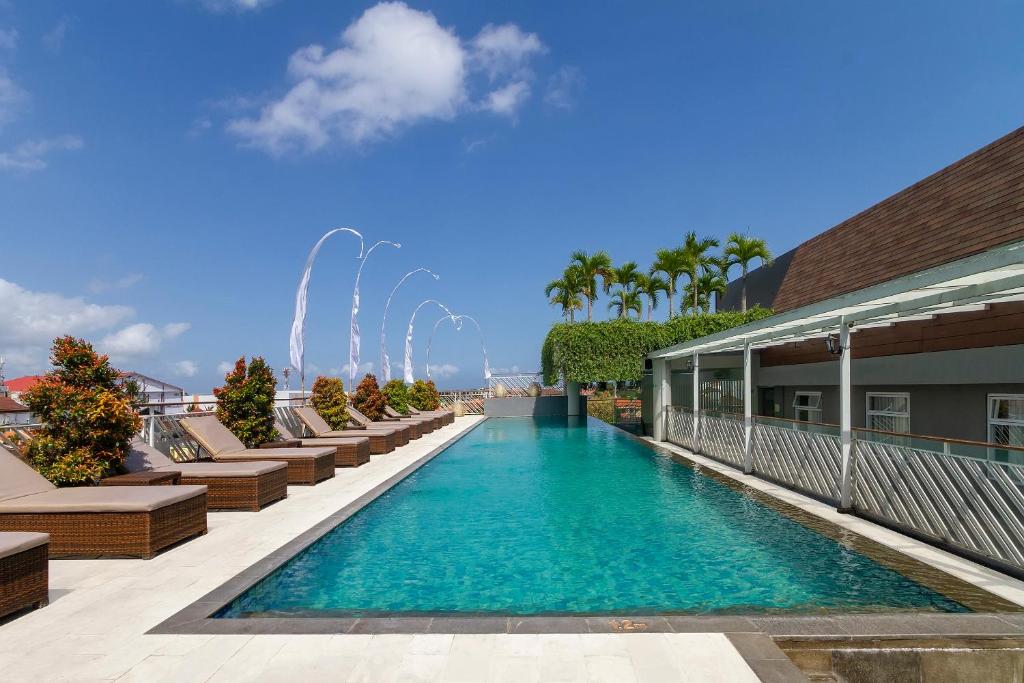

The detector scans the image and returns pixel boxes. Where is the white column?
[566,381,581,417]
[691,352,700,451]
[839,321,853,510]
[743,341,753,474]
[652,358,670,441]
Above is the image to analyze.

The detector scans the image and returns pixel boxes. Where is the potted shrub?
[381,379,410,415]
[21,336,142,486]
[408,379,441,411]
[353,373,386,421]
[311,376,349,429]
[214,356,277,448]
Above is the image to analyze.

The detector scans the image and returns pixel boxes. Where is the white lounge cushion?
[175,462,287,477]
[213,447,334,461]
[0,485,208,513]
[0,532,49,560]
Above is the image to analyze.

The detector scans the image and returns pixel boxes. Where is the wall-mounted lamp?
[825,334,843,355]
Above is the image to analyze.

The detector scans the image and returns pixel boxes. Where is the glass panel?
[868,414,910,434]
[868,394,908,414]
[991,423,1024,447]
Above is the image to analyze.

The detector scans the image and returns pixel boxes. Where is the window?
[793,391,822,423]
[866,392,911,434]
[989,394,1024,447]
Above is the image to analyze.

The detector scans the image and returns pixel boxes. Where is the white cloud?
[174,360,199,377]
[470,23,544,81]
[0,67,26,129]
[201,0,277,11]
[216,360,235,374]
[228,3,548,154]
[338,361,375,377]
[480,80,530,116]
[0,135,83,172]
[544,65,584,110]
[99,321,190,358]
[87,273,143,294]
[427,363,459,379]
[42,18,69,54]
[0,28,17,52]
[0,278,133,349]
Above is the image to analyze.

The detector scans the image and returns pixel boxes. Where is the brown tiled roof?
[771,126,1024,312]
[0,396,29,413]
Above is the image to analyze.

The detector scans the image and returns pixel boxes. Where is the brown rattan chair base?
[216,453,334,485]
[0,493,208,559]
[180,468,288,511]
[0,543,48,619]
[334,441,371,467]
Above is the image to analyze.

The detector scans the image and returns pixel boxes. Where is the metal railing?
[438,390,485,414]
[664,406,1024,574]
[488,372,563,397]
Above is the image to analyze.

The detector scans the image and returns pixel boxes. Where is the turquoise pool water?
[220,417,965,616]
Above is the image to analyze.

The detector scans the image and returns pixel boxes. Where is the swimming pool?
[220,417,966,617]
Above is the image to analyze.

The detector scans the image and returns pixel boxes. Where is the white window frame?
[865,392,911,435]
[792,391,822,423]
[988,394,1024,447]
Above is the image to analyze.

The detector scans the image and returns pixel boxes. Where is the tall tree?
[544,267,584,322]
[607,287,643,319]
[634,273,669,321]
[685,265,728,313]
[569,250,614,321]
[723,232,774,312]
[609,261,640,291]
[681,231,720,315]
[650,248,688,318]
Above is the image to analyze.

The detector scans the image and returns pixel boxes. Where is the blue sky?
[1,1,1022,392]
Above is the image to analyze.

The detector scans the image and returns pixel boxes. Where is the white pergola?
[647,239,1024,509]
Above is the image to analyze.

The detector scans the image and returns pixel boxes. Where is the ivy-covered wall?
[542,308,773,384]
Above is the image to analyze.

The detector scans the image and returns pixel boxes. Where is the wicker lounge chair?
[0,532,48,619]
[293,407,400,454]
[180,416,334,486]
[408,405,455,425]
[0,446,207,559]
[125,441,288,511]
[383,405,441,431]
[347,406,425,439]
[271,422,370,467]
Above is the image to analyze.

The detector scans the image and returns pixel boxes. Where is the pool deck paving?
[0,416,776,682]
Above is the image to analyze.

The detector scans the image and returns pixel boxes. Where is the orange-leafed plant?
[353,373,386,421]
[22,336,142,486]
[214,356,278,448]
[311,376,349,430]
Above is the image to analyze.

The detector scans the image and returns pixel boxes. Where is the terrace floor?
[0,416,775,683]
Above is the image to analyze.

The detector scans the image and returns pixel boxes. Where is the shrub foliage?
[311,376,349,430]
[353,373,386,421]
[408,379,441,411]
[22,336,142,486]
[214,356,278,448]
[381,379,410,415]
[542,308,773,384]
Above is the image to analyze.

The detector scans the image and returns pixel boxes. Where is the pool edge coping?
[149,417,1024,641]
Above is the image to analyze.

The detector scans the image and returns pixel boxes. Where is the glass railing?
[754,415,841,438]
[854,428,1024,466]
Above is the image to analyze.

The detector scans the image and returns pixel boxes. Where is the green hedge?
[542,308,773,384]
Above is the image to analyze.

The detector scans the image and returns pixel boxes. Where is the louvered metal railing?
[751,416,842,504]
[664,405,1024,572]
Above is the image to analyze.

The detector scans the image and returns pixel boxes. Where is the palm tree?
[681,231,720,315]
[685,265,728,313]
[607,287,643,319]
[569,250,614,321]
[609,261,640,292]
[544,268,584,322]
[635,273,669,321]
[723,232,773,312]
[650,248,688,318]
